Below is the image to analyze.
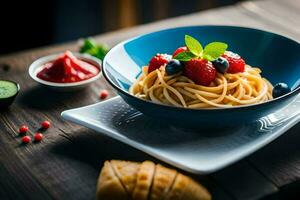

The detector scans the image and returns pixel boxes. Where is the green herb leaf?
[95,44,110,60]
[79,39,110,61]
[202,54,215,61]
[79,39,97,53]
[185,35,203,56]
[173,51,197,61]
[202,42,228,61]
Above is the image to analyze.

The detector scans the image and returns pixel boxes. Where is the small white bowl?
[29,52,102,91]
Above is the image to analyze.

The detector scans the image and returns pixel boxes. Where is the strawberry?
[172,46,188,58]
[148,54,169,73]
[184,58,216,86]
[222,51,245,73]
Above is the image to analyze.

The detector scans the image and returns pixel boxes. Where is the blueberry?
[272,83,291,98]
[165,59,183,75]
[212,57,229,73]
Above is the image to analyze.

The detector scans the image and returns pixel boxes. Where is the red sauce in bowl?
[37,51,100,83]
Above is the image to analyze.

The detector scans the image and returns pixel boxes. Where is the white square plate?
[61,96,300,174]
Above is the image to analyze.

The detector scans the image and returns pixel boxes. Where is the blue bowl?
[103,26,300,127]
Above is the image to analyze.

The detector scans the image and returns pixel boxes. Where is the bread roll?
[180,178,211,200]
[150,164,177,200]
[132,161,155,200]
[96,160,211,200]
[165,174,211,200]
[96,161,128,200]
[111,160,140,194]
[164,173,190,200]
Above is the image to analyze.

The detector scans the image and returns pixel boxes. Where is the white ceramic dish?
[28,52,102,91]
[61,95,300,174]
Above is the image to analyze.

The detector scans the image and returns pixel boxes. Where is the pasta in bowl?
[103,26,300,127]
[130,65,273,109]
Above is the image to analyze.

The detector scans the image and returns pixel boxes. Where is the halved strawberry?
[148,54,169,73]
[172,46,188,58]
[184,58,216,86]
[222,51,245,73]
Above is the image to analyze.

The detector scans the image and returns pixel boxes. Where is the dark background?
[0,0,242,55]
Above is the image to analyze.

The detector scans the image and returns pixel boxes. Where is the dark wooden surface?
[1,0,300,199]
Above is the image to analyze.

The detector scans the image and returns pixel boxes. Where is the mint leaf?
[173,51,196,61]
[79,39,97,53]
[202,54,215,61]
[202,42,228,61]
[185,35,203,56]
[79,39,109,61]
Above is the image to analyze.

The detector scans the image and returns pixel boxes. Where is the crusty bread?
[111,160,140,194]
[180,177,211,200]
[96,160,211,200]
[132,161,155,200]
[150,164,177,200]
[96,161,128,200]
[164,173,189,200]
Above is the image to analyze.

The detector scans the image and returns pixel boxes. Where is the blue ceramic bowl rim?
[103,25,300,111]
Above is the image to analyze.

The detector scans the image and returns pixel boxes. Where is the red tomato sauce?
[37,51,100,83]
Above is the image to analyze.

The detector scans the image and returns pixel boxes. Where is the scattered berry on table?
[212,57,229,73]
[22,136,31,144]
[222,51,245,73]
[272,83,291,98]
[100,90,109,99]
[34,133,43,142]
[184,58,216,86]
[41,120,50,129]
[172,46,188,58]
[165,59,183,75]
[19,125,29,134]
[148,54,169,73]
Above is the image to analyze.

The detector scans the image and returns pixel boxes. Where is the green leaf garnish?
[184,35,203,56]
[202,54,215,61]
[80,39,96,52]
[173,51,197,61]
[79,39,110,61]
[202,42,228,61]
[177,35,228,62]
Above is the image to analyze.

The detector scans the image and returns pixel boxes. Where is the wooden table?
[1,0,300,199]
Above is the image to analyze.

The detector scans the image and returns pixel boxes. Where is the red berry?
[22,136,31,144]
[148,54,169,73]
[34,133,43,142]
[222,51,245,73]
[41,121,50,129]
[100,90,109,99]
[19,125,29,134]
[184,59,216,86]
[172,46,188,58]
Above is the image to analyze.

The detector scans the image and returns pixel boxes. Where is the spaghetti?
[130,65,273,108]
